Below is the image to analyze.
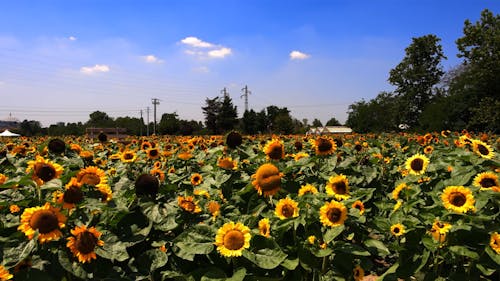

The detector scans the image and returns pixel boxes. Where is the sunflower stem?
[321,256,328,273]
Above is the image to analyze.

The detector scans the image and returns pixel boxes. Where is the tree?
[388,34,446,128]
[241,109,258,134]
[217,95,238,133]
[115,117,143,135]
[158,113,181,135]
[19,120,43,136]
[87,111,114,127]
[202,97,221,134]
[325,117,341,126]
[312,119,323,127]
[346,92,399,133]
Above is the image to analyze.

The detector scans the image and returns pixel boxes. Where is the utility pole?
[146,107,150,136]
[140,109,143,136]
[152,98,160,135]
[221,87,229,98]
[241,85,251,112]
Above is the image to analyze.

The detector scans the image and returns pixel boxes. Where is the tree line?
[346,9,499,133]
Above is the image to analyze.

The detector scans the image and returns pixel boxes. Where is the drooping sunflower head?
[207,201,221,219]
[226,131,243,148]
[120,150,137,163]
[326,174,350,200]
[441,186,475,213]
[177,196,202,213]
[275,198,299,220]
[319,200,347,227]
[97,132,108,142]
[351,200,365,215]
[251,163,284,197]
[218,157,237,170]
[293,152,309,161]
[48,138,66,154]
[473,172,499,190]
[258,218,271,238]
[263,138,285,160]
[298,183,318,196]
[353,265,365,281]
[177,150,193,161]
[390,223,405,237]
[18,202,66,243]
[57,177,84,209]
[76,166,107,186]
[26,156,64,186]
[490,232,500,254]
[66,225,104,263]
[135,174,160,197]
[215,221,251,257]
[313,137,336,156]
[405,154,429,175]
[471,139,495,159]
[190,173,203,186]
[429,220,452,243]
[392,182,408,200]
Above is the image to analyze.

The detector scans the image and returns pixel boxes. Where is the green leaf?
[173,224,215,261]
[449,246,479,260]
[336,242,370,256]
[280,257,299,270]
[364,239,390,257]
[485,246,500,265]
[323,225,344,243]
[2,239,36,266]
[378,262,399,280]
[97,231,130,262]
[476,263,496,276]
[137,249,168,272]
[243,235,288,269]
[58,249,92,280]
[200,268,246,281]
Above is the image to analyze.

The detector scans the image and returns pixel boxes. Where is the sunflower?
[191,173,203,186]
[258,218,271,238]
[390,223,405,237]
[96,184,113,202]
[79,150,94,160]
[473,172,499,191]
[275,198,299,220]
[319,200,347,227]
[214,221,251,257]
[429,220,452,243]
[70,143,82,154]
[441,186,475,213]
[490,232,500,254]
[18,202,66,243]
[298,183,318,196]
[313,137,336,156]
[66,225,104,263]
[177,196,202,213]
[146,147,161,160]
[218,157,237,170]
[150,168,165,182]
[293,152,309,161]
[353,265,365,281]
[263,138,285,160]
[251,163,284,197]
[393,200,403,211]
[76,166,107,186]
[0,173,7,185]
[26,155,64,186]
[471,139,495,159]
[9,204,20,214]
[120,150,137,163]
[226,131,243,148]
[392,183,408,200]
[0,265,13,281]
[405,154,429,175]
[140,141,152,151]
[326,174,350,200]
[135,174,159,197]
[351,200,365,215]
[423,145,434,155]
[56,177,84,209]
[207,201,220,220]
[178,150,193,161]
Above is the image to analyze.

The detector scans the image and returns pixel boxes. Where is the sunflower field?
[0,131,499,281]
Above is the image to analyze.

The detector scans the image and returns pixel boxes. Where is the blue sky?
[0,0,497,127]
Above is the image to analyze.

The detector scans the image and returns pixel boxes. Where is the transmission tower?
[140,109,143,136]
[221,87,229,98]
[241,85,251,112]
[152,98,160,135]
[146,107,150,136]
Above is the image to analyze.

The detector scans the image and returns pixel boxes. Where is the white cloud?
[181,36,213,48]
[290,50,310,60]
[80,64,110,74]
[208,47,232,58]
[68,36,77,41]
[144,55,163,63]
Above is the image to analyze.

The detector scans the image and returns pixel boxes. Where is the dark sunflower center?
[80,174,101,185]
[135,174,159,196]
[124,153,134,160]
[223,230,245,250]
[393,227,400,234]
[477,144,489,155]
[29,210,58,234]
[318,139,332,152]
[182,201,196,212]
[354,144,362,151]
[281,204,295,218]
[410,158,424,171]
[294,141,303,151]
[63,186,84,204]
[354,204,362,211]
[37,164,56,182]
[479,178,496,188]
[149,150,159,157]
[327,208,342,223]
[226,132,243,148]
[450,192,466,207]
[260,225,269,235]
[268,145,283,160]
[334,182,347,194]
[75,231,98,254]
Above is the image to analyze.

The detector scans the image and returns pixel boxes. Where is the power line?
[152,98,160,135]
[241,85,251,112]
[221,87,229,98]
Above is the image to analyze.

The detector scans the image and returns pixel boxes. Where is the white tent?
[0,129,20,137]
